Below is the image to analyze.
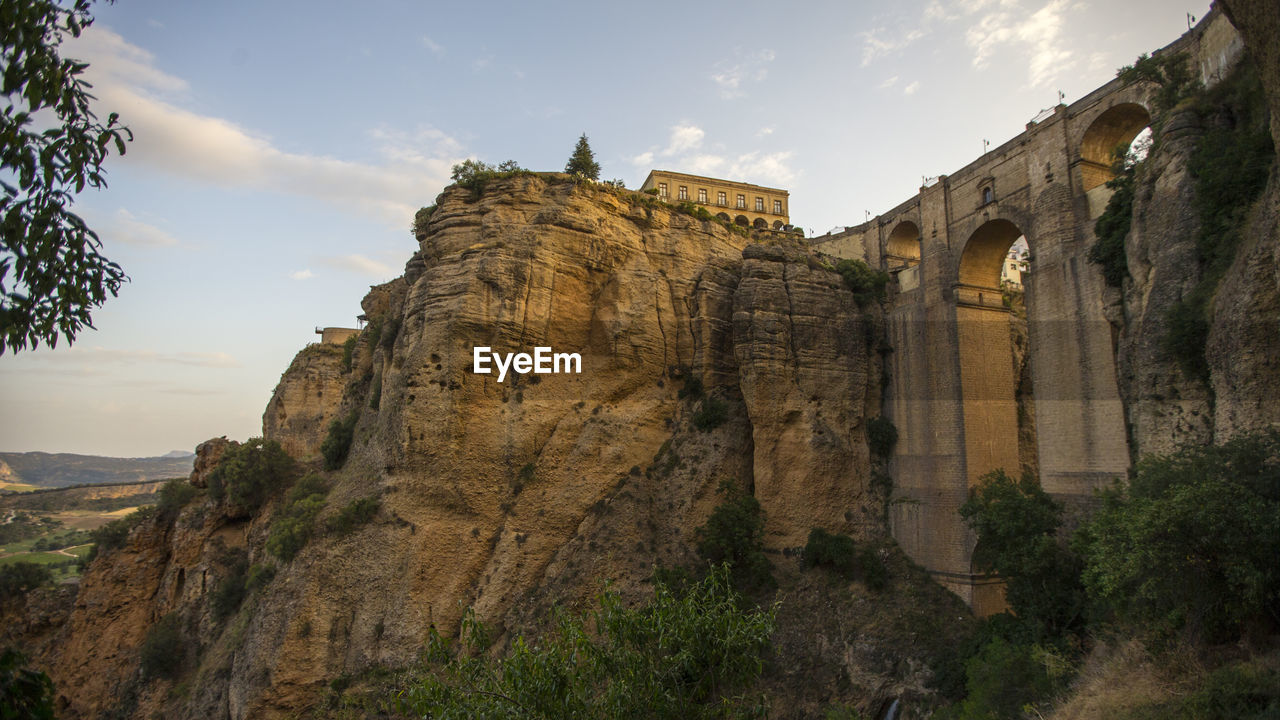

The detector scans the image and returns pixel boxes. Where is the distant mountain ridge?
[0,451,195,489]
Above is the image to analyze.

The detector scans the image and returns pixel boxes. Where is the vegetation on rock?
[399,565,775,719]
[321,412,358,470]
[695,482,775,592]
[564,133,601,180]
[801,528,887,590]
[834,258,889,306]
[266,473,329,562]
[0,648,55,719]
[206,438,295,514]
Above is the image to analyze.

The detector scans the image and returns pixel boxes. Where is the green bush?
[1080,430,1280,642]
[1117,52,1196,114]
[267,474,330,562]
[449,158,532,197]
[834,258,888,306]
[695,483,775,592]
[321,412,359,471]
[156,477,199,522]
[412,205,436,236]
[936,637,1060,720]
[692,395,729,431]
[209,548,249,622]
[0,562,53,600]
[960,469,1086,639]
[1088,165,1135,288]
[866,416,898,458]
[327,496,380,536]
[802,529,888,591]
[341,334,357,372]
[0,648,56,719]
[368,373,382,410]
[206,438,295,514]
[246,563,276,592]
[139,613,184,680]
[399,564,775,719]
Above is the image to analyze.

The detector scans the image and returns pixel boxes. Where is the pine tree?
[564,133,601,180]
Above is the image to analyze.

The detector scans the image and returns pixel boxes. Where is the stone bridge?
[811,10,1243,612]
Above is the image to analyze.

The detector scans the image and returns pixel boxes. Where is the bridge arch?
[958,218,1025,291]
[1078,102,1152,192]
[885,220,921,269]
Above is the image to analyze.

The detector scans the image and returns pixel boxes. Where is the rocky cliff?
[9,174,958,719]
[1110,20,1277,458]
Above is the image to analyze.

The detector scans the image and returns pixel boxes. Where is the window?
[717,191,727,206]
[736,194,746,209]
[697,188,707,203]
[658,183,667,198]
[773,199,782,214]
[678,185,688,200]
[755,197,764,211]
[982,186,994,204]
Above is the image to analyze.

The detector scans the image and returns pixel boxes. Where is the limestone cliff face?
[28,175,891,719]
[262,344,348,460]
[1112,24,1278,456]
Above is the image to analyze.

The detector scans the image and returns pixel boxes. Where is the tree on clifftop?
[1,0,132,355]
[564,133,601,180]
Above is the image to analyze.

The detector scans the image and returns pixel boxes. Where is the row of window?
[656,183,784,214]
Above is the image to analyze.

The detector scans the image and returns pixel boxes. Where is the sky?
[0,0,1211,457]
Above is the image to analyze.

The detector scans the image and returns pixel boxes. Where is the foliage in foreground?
[1080,430,1280,642]
[1,0,132,355]
[399,565,776,719]
[0,648,55,719]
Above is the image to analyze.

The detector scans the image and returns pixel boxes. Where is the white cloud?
[663,124,705,156]
[421,35,445,56]
[728,151,797,186]
[100,208,179,247]
[904,81,921,95]
[290,269,314,281]
[879,75,900,89]
[960,0,1076,86]
[756,127,775,138]
[319,254,396,278]
[684,154,726,175]
[70,27,466,228]
[710,49,776,99]
[859,28,925,67]
[630,151,655,167]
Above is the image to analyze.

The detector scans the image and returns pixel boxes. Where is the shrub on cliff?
[696,482,775,592]
[802,528,887,591]
[866,416,898,459]
[139,613,185,680]
[321,412,359,470]
[207,438,295,514]
[0,648,56,719]
[399,564,775,718]
[327,496,380,536]
[564,133,601,180]
[1080,430,1280,642]
[267,473,329,562]
[0,562,53,600]
[156,477,200,522]
[692,395,729,431]
[834,258,888,307]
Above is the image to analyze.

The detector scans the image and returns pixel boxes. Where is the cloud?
[959,0,1076,86]
[71,27,466,228]
[904,81,920,95]
[319,254,396,278]
[14,347,242,369]
[684,154,726,175]
[473,54,493,72]
[710,49,776,99]
[100,208,179,247]
[290,269,314,281]
[629,151,655,167]
[728,151,796,186]
[859,28,925,67]
[879,75,899,89]
[421,35,445,56]
[756,127,775,138]
[662,124,705,156]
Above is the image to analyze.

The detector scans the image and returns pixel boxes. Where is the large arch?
[753,217,768,229]
[1078,102,1152,192]
[884,221,921,270]
[955,218,1033,488]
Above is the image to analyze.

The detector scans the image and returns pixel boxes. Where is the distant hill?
[0,451,195,490]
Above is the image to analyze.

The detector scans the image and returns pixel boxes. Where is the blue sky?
[0,0,1209,456]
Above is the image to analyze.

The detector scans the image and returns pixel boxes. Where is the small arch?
[716,212,730,222]
[1079,102,1152,191]
[752,217,768,229]
[772,220,784,230]
[885,220,922,269]
[734,215,749,227]
[958,219,1027,290]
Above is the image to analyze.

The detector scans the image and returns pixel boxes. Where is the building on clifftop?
[639,170,790,230]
